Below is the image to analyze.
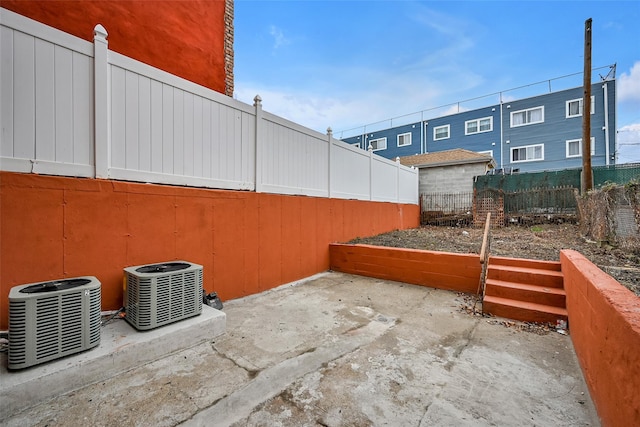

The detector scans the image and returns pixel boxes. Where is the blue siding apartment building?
[342,80,617,173]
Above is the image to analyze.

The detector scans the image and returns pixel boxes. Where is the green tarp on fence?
[474,163,640,192]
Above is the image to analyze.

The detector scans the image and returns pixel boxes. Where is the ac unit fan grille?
[156,276,171,325]
[8,277,101,369]
[37,295,69,359]
[124,262,203,330]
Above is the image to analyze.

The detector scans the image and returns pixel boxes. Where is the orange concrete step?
[487,265,564,288]
[485,279,566,308]
[483,295,568,324]
[489,256,561,272]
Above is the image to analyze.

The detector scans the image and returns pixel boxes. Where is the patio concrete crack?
[454,320,479,358]
[181,315,396,427]
[211,342,261,378]
[418,396,437,426]
[444,320,480,372]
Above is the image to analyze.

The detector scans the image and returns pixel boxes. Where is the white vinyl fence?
[0,8,418,204]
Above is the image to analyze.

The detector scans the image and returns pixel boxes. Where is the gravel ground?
[350,223,640,297]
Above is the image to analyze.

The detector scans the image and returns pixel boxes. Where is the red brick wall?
[0,172,420,330]
[2,0,228,94]
[224,0,234,96]
[561,249,640,427]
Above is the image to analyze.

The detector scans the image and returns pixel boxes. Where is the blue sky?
[234,1,640,162]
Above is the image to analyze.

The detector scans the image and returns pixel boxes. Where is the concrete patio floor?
[3,272,598,426]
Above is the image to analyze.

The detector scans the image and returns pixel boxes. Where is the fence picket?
[0,9,419,204]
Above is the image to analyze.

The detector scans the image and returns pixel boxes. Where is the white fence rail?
[105,49,257,191]
[0,8,418,204]
[0,11,95,178]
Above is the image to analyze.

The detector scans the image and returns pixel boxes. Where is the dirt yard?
[350,223,640,297]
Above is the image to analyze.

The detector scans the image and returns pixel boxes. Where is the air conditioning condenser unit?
[123,261,203,331]
[8,276,101,370]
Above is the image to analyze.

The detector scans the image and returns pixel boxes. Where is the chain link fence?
[474,163,640,192]
[577,181,640,251]
[422,164,640,229]
[420,192,474,226]
[593,163,640,187]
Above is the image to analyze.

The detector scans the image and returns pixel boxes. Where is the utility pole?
[581,18,593,194]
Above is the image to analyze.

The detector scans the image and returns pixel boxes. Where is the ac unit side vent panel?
[8,301,27,367]
[124,261,203,331]
[8,277,102,370]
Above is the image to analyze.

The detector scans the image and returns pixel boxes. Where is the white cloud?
[232,5,494,138]
[616,123,640,164]
[269,25,290,50]
[440,104,469,117]
[408,7,480,91]
[618,61,640,103]
[412,7,474,53]
[235,83,402,136]
[232,45,489,137]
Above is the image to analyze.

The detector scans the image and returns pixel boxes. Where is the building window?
[397,132,412,147]
[369,137,387,151]
[566,139,580,158]
[465,117,493,135]
[351,142,360,149]
[511,144,544,163]
[510,106,544,127]
[566,137,596,158]
[433,125,450,141]
[478,150,493,158]
[566,96,595,118]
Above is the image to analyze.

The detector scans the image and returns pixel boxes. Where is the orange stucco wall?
[1,0,227,94]
[329,243,481,294]
[561,249,640,427]
[0,172,419,330]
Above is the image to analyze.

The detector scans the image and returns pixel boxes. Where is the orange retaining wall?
[561,249,640,427]
[1,1,227,94]
[329,244,480,293]
[0,172,419,330]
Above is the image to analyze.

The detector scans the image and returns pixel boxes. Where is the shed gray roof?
[399,149,496,169]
